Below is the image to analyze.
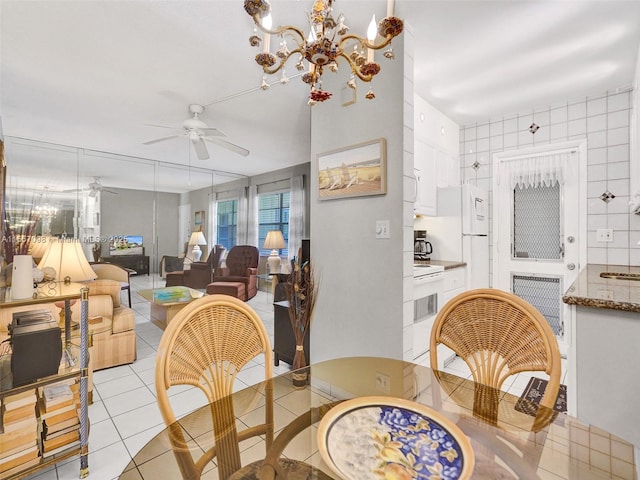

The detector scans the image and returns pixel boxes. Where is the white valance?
[499,150,576,189]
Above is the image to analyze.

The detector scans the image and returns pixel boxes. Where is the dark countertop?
[415,259,467,270]
[562,264,640,313]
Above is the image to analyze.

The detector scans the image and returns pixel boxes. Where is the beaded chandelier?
[244,0,403,104]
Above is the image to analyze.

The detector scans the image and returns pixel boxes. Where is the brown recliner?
[212,245,259,300]
[165,245,226,289]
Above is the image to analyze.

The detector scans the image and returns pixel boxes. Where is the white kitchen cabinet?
[441,267,467,307]
[437,149,460,188]
[414,138,437,216]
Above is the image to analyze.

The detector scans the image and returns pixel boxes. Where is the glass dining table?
[119,357,637,480]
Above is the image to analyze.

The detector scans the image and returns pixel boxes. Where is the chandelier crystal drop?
[244,0,403,104]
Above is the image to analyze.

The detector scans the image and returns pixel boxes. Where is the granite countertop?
[415,260,467,270]
[562,264,640,313]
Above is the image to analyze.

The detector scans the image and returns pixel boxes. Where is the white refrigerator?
[428,184,489,289]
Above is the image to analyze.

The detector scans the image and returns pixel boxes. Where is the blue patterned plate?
[317,396,474,480]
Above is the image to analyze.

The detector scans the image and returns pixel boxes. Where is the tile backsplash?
[459,89,636,274]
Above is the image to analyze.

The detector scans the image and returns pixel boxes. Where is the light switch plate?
[375,220,390,239]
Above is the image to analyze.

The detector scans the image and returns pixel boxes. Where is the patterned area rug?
[515,377,567,416]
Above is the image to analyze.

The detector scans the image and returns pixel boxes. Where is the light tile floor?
[24,274,567,480]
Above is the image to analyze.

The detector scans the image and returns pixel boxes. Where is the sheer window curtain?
[247,185,259,247]
[208,193,217,250]
[289,175,305,261]
[498,150,576,189]
[237,186,248,244]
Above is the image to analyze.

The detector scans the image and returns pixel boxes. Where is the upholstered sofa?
[0,279,136,371]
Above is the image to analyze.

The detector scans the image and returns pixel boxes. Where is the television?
[109,235,143,256]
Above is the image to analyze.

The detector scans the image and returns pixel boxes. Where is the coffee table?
[138,286,204,329]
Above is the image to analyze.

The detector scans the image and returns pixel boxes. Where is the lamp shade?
[189,231,207,246]
[28,235,54,262]
[37,239,97,283]
[263,230,285,250]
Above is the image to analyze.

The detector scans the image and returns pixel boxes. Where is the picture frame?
[194,210,205,231]
[317,138,387,201]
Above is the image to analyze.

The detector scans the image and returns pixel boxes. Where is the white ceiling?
[1,0,639,195]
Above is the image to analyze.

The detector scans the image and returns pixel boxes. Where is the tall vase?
[291,344,308,389]
[12,254,35,299]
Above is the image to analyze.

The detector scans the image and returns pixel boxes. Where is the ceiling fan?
[143,104,249,160]
[64,177,119,197]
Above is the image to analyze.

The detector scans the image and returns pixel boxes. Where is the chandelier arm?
[337,53,374,83]
[260,48,304,76]
[251,15,306,43]
[338,33,394,52]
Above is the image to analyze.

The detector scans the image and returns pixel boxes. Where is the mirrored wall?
[1,136,246,288]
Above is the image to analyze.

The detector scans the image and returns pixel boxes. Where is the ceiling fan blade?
[144,123,178,129]
[102,189,119,195]
[143,135,178,145]
[62,188,82,193]
[199,127,225,137]
[204,137,249,157]
[191,138,210,160]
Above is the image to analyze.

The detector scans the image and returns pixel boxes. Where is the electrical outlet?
[596,228,613,243]
[375,372,391,393]
[597,290,614,300]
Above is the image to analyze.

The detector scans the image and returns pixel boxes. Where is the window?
[258,192,289,256]
[216,199,237,251]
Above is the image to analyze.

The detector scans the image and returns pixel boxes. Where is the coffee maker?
[414,230,433,261]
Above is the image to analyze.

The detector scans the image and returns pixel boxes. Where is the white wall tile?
[490,135,504,151]
[607,196,630,214]
[464,140,475,154]
[503,118,518,133]
[608,179,629,197]
[588,214,608,230]
[607,92,630,112]
[607,161,629,181]
[608,144,630,163]
[587,130,607,148]
[503,132,518,148]
[587,97,607,116]
[477,123,490,139]
[607,248,629,266]
[490,121,503,136]
[533,128,550,143]
[518,114,533,132]
[607,127,629,146]
[588,247,607,264]
[609,213,629,231]
[587,114,606,133]
[534,110,550,127]
[587,180,607,198]
[629,249,640,266]
[465,126,477,141]
[587,197,607,215]
[587,164,606,180]
[587,147,606,165]
[608,110,629,129]
[550,122,567,140]
[568,102,586,120]
[477,137,490,153]
[550,106,567,124]
[630,213,640,231]
[568,118,586,136]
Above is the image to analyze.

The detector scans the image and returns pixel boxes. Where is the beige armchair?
[91,262,133,306]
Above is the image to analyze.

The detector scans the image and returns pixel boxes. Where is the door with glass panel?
[493,142,586,356]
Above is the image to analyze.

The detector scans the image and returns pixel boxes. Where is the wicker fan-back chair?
[430,288,561,411]
[155,294,274,479]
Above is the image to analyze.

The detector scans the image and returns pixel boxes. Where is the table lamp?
[37,238,97,284]
[189,231,207,262]
[263,230,285,274]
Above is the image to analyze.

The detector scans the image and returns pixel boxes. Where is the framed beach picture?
[317,138,387,201]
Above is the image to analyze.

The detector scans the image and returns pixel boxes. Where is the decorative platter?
[317,396,475,480]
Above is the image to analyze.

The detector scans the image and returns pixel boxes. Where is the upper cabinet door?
[414,139,437,216]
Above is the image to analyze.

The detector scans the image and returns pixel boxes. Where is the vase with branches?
[286,255,318,389]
